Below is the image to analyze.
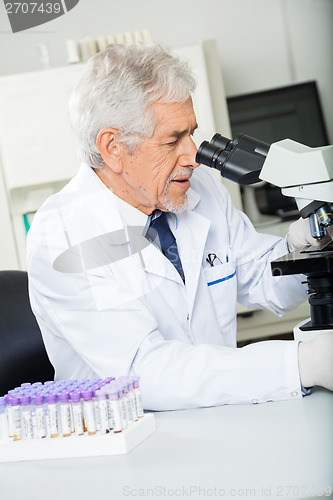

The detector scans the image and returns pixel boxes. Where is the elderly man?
[27,42,332,410]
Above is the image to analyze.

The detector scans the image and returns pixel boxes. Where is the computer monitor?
[226,81,329,219]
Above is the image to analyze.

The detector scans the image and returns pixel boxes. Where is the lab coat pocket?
[203,261,237,333]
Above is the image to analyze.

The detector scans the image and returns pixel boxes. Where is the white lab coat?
[27,163,307,410]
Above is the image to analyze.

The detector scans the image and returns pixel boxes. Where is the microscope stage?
[271,242,333,277]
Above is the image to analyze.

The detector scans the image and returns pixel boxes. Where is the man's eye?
[166,140,178,146]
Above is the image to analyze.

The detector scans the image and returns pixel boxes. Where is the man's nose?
[181,136,200,169]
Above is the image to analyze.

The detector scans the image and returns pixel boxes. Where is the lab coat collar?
[75,163,208,289]
[186,183,201,211]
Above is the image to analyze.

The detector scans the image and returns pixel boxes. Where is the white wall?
[0,0,332,141]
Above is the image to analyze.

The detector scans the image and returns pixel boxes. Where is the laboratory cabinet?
[0,63,84,269]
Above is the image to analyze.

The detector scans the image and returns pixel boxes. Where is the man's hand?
[287,217,333,251]
[298,333,333,391]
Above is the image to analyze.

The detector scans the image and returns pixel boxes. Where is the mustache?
[164,168,193,192]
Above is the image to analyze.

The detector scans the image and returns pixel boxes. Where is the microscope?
[196,133,333,340]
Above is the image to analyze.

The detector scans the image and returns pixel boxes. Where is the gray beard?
[161,191,188,213]
[161,168,191,213]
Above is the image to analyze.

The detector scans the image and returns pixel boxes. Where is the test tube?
[96,390,109,434]
[91,389,101,433]
[104,377,115,383]
[127,379,138,422]
[81,390,96,435]
[10,396,22,441]
[107,389,123,433]
[96,36,108,52]
[0,397,9,442]
[131,376,144,418]
[121,381,134,426]
[4,395,14,439]
[106,34,116,44]
[100,387,114,431]
[20,395,34,440]
[45,393,59,438]
[44,381,55,387]
[59,392,72,437]
[32,394,46,439]
[32,382,43,389]
[21,382,32,390]
[91,378,102,386]
[117,385,128,430]
[70,392,84,436]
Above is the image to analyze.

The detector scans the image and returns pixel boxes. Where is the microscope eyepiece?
[196,140,229,169]
[196,133,270,185]
[211,133,231,151]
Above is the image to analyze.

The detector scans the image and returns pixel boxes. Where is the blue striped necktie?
[146,211,185,283]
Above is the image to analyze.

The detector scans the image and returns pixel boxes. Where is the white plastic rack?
[0,412,155,463]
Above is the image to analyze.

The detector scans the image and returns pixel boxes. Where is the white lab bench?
[0,389,331,500]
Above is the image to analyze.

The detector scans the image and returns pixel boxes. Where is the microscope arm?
[259,139,333,238]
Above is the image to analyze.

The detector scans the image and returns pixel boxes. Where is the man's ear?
[96,128,123,173]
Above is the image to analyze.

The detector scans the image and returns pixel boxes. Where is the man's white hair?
[69,41,197,168]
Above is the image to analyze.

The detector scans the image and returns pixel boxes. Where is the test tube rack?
[0,412,155,463]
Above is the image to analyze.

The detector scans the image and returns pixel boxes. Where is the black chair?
[0,270,54,396]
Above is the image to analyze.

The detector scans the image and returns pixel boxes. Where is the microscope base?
[294,318,333,342]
